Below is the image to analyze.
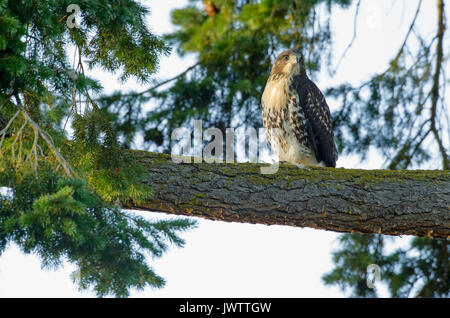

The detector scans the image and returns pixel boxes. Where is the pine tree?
[102,0,447,297]
[99,0,353,151]
[2,0,448,298]
[322,0,449,297]
[0,0,195,297]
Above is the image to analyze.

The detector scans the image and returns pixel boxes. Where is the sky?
[0,0,445,297]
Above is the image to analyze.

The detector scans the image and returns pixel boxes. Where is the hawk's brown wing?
[292,76,338,167]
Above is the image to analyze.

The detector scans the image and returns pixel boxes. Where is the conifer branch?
[14,94,76,178]
[11,117,28,162]
[124,62,200,97]
[0,110,20,150]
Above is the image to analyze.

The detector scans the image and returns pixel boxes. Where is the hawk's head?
[270,48,306,79]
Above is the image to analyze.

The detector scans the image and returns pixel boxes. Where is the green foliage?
[329,38,443,169]
[0,162,195,297]
[100,0,352,152]
[322,1,449,298]
[322,234,382,297]
[1,0,448,298]
[323,234,450,298]
[138,0,447,299]
[74,0,170,83]
[0,0,195,297]
[69,109,152,203]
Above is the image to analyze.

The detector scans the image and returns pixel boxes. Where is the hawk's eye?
[283,55,289,60]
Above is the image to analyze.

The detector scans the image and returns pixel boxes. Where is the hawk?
[261,48,338,167]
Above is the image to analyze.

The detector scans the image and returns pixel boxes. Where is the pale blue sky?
[0,0,445,297]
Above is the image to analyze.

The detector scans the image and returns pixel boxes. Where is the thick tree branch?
[123,150,450,238]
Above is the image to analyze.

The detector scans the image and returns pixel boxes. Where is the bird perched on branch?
[261,48,338,167]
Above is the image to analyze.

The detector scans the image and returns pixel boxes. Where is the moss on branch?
[124,150,450,238]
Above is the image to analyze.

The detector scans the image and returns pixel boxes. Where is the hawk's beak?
[292,49,302,63]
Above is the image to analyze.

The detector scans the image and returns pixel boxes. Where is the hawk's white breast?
[261,77,321,166]
[261,78,287,112]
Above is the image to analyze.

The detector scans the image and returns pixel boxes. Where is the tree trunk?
[123,150,450,238]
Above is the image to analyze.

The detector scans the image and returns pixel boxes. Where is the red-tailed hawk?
[261,48,338,167]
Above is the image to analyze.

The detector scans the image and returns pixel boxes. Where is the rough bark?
[123,150,450,238]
